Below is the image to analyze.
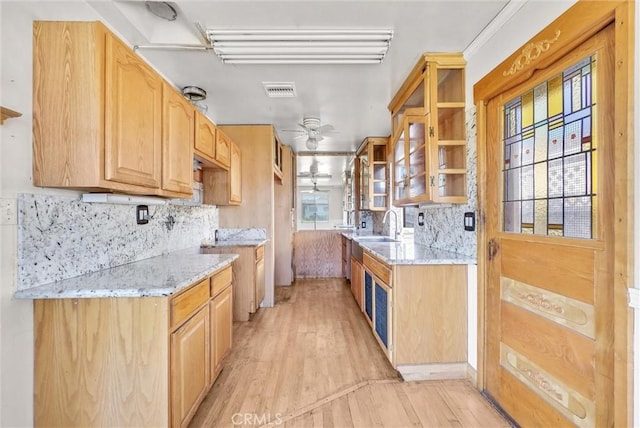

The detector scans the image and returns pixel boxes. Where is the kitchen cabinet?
[274,144,295,286]
[341,235,352,279]
[171,304,210,428]
[358,249,467,378]
[162,82,194,195]
[203,244,265,321]
[255,245,265,310]
[216,125,295,302]
[32,21,193,198]
[215,128,232,169]
[194,110,217,163]
[33,265,234,427]
[357,137,389,211]
[273,136,284,181]
[363,252,393,361]
[388,53,467,205]
[202,139,242,205]
[350,257,363,310]
[210,281,232,382]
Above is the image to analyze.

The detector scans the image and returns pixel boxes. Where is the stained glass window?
[502,56,596,239]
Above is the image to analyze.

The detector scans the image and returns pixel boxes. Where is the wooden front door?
[484,24,615,427]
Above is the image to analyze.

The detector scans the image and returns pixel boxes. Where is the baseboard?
[396,362,467,381]
[466,364,477,387]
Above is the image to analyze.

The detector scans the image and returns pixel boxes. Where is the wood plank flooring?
[190,278,509,428]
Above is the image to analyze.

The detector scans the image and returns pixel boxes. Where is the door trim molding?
[473,1,634,426]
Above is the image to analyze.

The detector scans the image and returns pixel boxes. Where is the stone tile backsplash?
[17,193,218,289]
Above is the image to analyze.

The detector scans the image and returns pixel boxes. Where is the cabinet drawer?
[255,245,264,261]
[363,253,391,286]
[171,278,210,328]
[211,265,232,297]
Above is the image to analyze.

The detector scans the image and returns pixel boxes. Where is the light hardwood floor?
[190,278,510,428]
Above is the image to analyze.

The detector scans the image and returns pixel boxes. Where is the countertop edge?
[14,253,239,300]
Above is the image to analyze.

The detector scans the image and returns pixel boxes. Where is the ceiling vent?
[262,82,297,98]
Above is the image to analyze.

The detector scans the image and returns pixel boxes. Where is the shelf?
[1,106,22,125]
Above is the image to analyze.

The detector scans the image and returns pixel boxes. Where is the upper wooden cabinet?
[215,128,232,170]
[194,110,216,162]
[202,139,242,206]
[104,34,162,188]
[273,137,283,181]
[32,21,192,198]
[162,82,194,195]
[357,137,388,211]
[388,53,467,205]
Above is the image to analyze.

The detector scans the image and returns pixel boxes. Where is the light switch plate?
[0,198,17,225]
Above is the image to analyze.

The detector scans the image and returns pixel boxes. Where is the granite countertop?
[201,239,269,248]
[14,248,239,299]
[345,232,476,265]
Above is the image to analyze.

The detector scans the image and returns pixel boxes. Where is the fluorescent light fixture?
[82,193,168,206]
[206,29,393,64]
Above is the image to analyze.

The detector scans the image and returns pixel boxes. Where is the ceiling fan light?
[306,137,319,151]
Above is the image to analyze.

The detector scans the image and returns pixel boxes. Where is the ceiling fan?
[297,156,332,180]
[283,116,335,150]
[301,177,329,193]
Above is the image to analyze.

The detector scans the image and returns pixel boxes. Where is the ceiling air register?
[205,29,394,64]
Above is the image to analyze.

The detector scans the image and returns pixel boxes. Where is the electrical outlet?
[0,198,17,225]
[361,221,366,229]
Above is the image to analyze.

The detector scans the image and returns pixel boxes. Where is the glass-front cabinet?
[357,137,388,211]
[389,53,467,206]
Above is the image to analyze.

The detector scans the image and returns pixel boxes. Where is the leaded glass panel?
[502,56,596,239]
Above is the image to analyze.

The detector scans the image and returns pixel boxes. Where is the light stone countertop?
[201,239,268,248]
[14,248,239,299]
[344,232,476,265]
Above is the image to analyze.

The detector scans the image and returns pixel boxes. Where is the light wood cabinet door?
[229,141,242,203]
[210,286,233,382]
[162,83,194,195]
[215,129,231,169]
[104,33,162,188]
[195,111,216,162]
[170,305,210,428]
[255,255,265,312]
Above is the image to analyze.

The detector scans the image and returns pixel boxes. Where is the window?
[502,56,596,239]
[301,193,329,222]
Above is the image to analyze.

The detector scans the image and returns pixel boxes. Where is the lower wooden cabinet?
[171,305,210,428]
[34,265,234,428]
[350,257,363,310]
[359,250,468,380]
[203,244,265,321]
[211,285,232,382]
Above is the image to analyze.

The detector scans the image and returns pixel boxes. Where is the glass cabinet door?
[359,151,369,210]
[393,130,407,202]
[370,139,388,210]
[430,64,467,203]
[406,115,430,201]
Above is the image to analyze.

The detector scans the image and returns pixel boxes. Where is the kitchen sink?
[353,235,398,242]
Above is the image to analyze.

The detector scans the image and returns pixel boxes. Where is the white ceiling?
[88,0,509,176]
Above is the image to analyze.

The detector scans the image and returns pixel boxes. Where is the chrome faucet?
[382,209,401,241]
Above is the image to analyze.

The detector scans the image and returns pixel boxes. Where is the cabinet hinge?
[429,126,434,137]
[430,176,435,187]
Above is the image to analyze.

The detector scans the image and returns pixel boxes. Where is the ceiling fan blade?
[317,124,334,134]
[317,135,325,142]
